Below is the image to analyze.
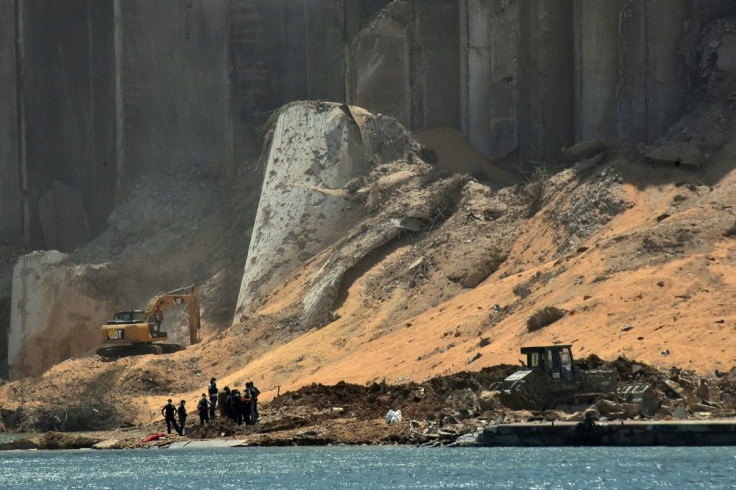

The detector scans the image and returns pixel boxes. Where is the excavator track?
[96,343,182,361]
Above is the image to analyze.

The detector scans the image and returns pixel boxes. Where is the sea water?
[0,446,734,489]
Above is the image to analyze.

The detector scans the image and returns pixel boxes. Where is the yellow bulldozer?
[97,285,201,359]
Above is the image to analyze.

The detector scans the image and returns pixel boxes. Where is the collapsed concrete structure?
[235,102,374,316]
[8,252,112,378]
[5,0,736,378]
[235,101,427,323]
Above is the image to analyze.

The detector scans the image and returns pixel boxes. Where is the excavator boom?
[143,285,201,345]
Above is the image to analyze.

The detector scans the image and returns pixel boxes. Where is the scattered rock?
[37,432,104,450]
[671,405,688,420]
[643,143,704,170]
[562,140,608,162]
[449,432,479,447]
[467,353,482,364]
[385,409,402,424]
[0,438,38,450]
[92,439,123,450]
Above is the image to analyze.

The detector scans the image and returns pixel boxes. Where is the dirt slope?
[2,93,736,433]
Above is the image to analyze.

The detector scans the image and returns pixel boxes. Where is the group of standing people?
[161,399,187,436]
[195,377,261,427]
[161,377,261,436]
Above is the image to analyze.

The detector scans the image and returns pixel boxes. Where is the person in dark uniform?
[246,381,261,423]
[218,386,230,418]
[229,388,242,425]
[161,399,182,435]
[177,400,187,435]
[207,378,218,418]
[197,394,209,425]
[242,388,253,425]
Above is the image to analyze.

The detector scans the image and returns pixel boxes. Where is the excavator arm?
[143,285,201,345]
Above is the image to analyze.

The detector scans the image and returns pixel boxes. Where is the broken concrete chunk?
[671,404,688,420]
[562,140,608,162]
[462,271,487,289]
[389,217,424,231]
[616,383,661,417]
[92,439,123,450]
[467,353,482,364]
[385,409,402,424]
[450,432,479,446]
[0,438,38,450]
[643,143,703,169]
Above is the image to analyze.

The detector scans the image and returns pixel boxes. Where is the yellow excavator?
[97,285,201,359]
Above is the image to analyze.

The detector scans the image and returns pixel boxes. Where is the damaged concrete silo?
[234,101,409,319]
[8,251,113,379]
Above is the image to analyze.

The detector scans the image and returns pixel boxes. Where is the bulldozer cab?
[521,345,576,383]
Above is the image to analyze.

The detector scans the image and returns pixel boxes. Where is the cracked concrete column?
[461,0,574,167]
[350,0,460,131]
[0,0,23,241]
[575,0,689,146]
[8,251,119,379]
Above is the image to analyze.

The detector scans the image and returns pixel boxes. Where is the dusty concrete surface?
[0,0,21,242]
[37,182,92,252]
[9,1,736,254]
[236,102,406,317]
[3,2,736,447]
[350,0,460,131]
[2,87,736,439]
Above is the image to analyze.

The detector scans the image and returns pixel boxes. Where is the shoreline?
[4,416,736,451]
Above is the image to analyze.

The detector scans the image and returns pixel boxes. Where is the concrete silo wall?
[8,251,113,378]
[235,102,370,316]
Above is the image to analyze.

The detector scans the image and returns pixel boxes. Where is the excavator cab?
[110,310,145,323]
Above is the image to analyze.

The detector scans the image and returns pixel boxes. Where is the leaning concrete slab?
[8,251,115,379]
[235,102,372,317]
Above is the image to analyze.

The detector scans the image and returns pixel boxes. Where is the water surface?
[1,446,734,489]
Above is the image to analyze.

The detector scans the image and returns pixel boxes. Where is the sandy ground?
[2,94,736,442]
